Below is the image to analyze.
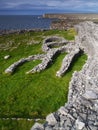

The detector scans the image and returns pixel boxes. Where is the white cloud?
[1,0,98,13]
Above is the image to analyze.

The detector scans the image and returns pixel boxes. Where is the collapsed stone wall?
[5,36,77,76]
[31,22,98,130]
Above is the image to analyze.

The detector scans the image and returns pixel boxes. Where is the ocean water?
[0,15,54,30]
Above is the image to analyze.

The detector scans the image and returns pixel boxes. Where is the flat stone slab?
[82,90,98,100]
[75,119,85,130]
[46,113,57,126]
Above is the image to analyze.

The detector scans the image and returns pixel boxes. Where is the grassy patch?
[0,119,34,130]
[0,29,87,129]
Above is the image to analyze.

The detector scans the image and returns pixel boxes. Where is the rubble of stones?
[5,36,78,77]
[50,19,80,30]
[31,22,98,130]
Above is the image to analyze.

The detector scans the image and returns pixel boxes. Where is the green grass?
[0,119,34,130]
[0,29,87,130]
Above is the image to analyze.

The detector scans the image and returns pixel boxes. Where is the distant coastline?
[43,13,98,20]
[1,13,98,35]
[43,13,98,30]
[0,28,49,36]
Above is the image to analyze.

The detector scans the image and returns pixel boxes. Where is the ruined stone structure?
[4,21,98,130]
[5,36,77,76]
[31,22,98,130]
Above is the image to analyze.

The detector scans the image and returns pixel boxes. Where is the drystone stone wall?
[31,21,98,130]
[5,36,77,76]
[5,54,45,74]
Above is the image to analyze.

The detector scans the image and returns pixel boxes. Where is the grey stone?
[56,47,80,77]
[46,113,57,126]
[59,115,67,122]
[45,126,53,130]
[5,58,27,74]
[87,125,98,130]
[31,123,44,130]
[5,54,45,74]
[75,119,85,130]
[58,106,68,116]
[4,55,10,60]
[82,128,88,130]
[94,121,98,126]
[82,90,98,100]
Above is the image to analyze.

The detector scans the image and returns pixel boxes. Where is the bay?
[0,15,54,30]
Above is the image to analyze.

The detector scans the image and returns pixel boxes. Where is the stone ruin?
[5,21,98,130]
[5,36,77,76]
[30,21,98,130]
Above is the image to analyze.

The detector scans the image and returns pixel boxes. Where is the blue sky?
[0,0,98,15]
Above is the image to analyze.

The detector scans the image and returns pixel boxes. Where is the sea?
[0,15,55,30]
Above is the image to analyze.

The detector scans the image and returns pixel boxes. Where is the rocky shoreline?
[44,14,98,30]
[31,21,98,130]
[0,28,49,36]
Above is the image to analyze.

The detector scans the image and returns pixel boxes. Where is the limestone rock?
[46,113,57,126]
[58,106,68,115]
[4,55,10,60]
[56,47,80,77]
[82,90,98,100]
[31,123,44,130]
[5,58,27,74]
[75,119,85,130]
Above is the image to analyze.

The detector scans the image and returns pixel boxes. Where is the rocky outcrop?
[31,22,98,130]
